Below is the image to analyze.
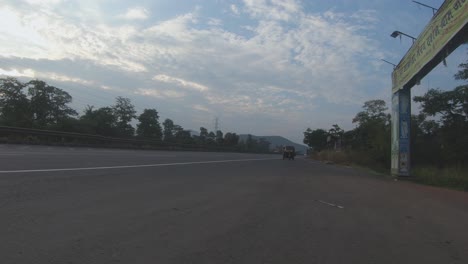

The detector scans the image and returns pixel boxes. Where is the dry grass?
[311,150,385,172]
[311,150,468,191]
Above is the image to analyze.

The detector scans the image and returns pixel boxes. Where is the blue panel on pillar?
[398,89,411,176]
[391,93,399,174]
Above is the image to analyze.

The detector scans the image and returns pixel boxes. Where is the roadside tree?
[137,109,163,140]
[113,96,136,137]
[27,80,77,128]
[0,77,32,127]
[303,128,328,151]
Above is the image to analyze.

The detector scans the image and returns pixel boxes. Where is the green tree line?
[304,54,468,170]
[0,77,270,152]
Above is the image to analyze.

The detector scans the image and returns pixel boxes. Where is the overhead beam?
[392,0,468,93]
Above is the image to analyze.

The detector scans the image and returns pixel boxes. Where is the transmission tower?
[214,117,219,132]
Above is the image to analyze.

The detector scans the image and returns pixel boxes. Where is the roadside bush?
[412,166,468,191]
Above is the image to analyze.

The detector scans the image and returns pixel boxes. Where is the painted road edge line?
[0,158,278,174]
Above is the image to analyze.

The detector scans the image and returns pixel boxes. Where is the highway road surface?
[1,144,467,264]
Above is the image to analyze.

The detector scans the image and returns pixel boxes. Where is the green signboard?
[392,0,468,93]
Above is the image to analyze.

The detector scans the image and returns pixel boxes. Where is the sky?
[0,0,466,144]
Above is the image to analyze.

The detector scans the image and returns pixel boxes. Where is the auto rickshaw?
[282,146,296,160]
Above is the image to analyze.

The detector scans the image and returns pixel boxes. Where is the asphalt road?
[1,144,467,264]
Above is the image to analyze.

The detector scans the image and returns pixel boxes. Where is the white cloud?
[207,18,222,26]
[350,10,379,24]
[230,4,240,15]
[119,7,149,20]
[100,85,116,91]
[46,73,95,86]
[0,2,381,109]
[0,67,97,87]
[0,67,36,78]
[192,104,210,112]
[25,0,62,6]
[0,6,147,72]
[144,13,198,41]
[152,75,209,92]
[135,88,185,99]
[0,7,48,55]
[242,0,301,21]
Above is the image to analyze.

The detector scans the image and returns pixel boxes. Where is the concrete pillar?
[391,88,411,176]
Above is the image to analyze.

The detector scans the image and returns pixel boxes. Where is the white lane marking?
[0,158,277,174]
[316,200,344,209]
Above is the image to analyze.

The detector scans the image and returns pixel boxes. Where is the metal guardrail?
[0,126,235,151]
[0,125,157,144]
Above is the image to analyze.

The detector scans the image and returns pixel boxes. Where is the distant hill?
[239,134,308,154]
